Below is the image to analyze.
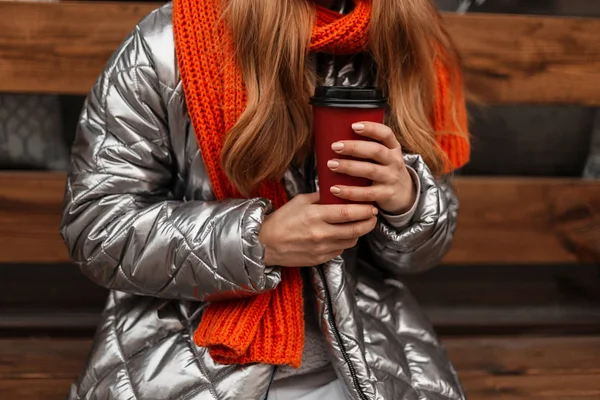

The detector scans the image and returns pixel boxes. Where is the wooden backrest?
[1,2,599,105]
[1,1,600,265]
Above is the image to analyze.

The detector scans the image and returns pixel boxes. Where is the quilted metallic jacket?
[60,3,466,400]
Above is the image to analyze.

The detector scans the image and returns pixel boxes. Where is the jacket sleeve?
[60,26,280,302]
[364,153,458,274]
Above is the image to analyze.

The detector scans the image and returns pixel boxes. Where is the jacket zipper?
[264,365,277,399]
[317,266,369,400]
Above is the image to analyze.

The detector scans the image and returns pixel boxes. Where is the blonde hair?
[221,0,466,195]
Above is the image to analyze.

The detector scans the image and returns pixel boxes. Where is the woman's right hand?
[258,192,378,267]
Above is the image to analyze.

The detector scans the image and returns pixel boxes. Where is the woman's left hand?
[327,121,416,215]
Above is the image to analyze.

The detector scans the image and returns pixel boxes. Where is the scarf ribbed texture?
[173,0,469,368]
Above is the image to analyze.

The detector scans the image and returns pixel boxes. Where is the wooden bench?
[3,172,600,264]
[1,336,600,399]
[1,1,600,399]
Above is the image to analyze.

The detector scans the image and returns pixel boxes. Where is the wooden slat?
[3,375,599,400]
[447,177,600,264]
[0,339,89,379]
[0,172,67,263]
[3,336,598,379]
[448,13,600,106]
[446,336,600,376]
[0,1,157,95]
[2,173,600,264]
[2,336,600,399]
[0,379,74,400]
[0,2,599,105]
[459,374,600,400]
[450,336,600,399]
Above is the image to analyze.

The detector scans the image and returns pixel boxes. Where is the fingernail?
[330,186,341,194]
[331,142,344,152]
[352,123,365,131]
[327,160,340,170]
[372,208,379,215]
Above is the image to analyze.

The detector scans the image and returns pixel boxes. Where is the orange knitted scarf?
[173,0,469,369]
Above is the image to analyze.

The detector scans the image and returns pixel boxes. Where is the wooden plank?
[1,376,598,400]
[0,379,73,400]
[459,374,600,399]
[447,177,600,264]
[0,1,157,95]
[0,2,599,105]
[2,173,600,264]
[1,337,600,399]
[0,339,89,379]
[448,13,600,106]
[0,172,67,263]
[445,336,600,376]
[3,336,598,379]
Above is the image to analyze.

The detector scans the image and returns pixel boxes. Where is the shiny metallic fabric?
[60,4,465,399]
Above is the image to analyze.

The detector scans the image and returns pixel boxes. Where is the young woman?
[60,0,470,399]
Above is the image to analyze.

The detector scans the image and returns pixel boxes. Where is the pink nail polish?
[331,142,344,152]
[330,186,341,194]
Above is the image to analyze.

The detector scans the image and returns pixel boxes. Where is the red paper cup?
[310,86,388,205]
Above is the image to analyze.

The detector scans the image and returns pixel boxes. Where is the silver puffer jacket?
[60,3,465,400]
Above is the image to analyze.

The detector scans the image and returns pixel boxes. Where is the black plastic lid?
[310,86,388,108]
